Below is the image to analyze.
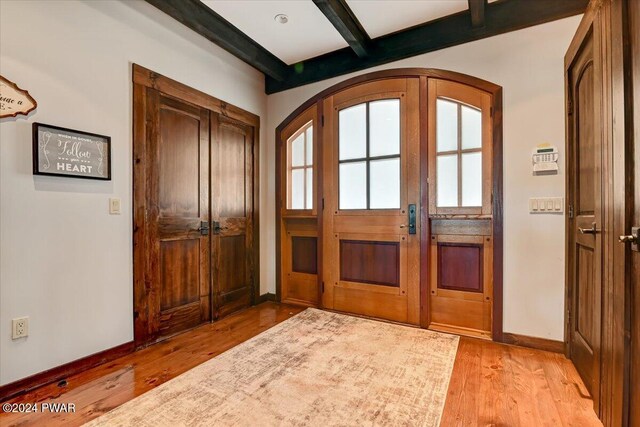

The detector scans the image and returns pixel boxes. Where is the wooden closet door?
[211,113,255,319]
[628,0,640,423]
[321,78,421,324]
[566,12,603,412]
[149,93,211,339]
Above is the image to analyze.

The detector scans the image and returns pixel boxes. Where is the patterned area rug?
[86,309,459,427]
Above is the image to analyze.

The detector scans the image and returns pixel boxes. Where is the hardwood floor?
[0,302,601,426]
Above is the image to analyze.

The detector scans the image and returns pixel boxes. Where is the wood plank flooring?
[0,302,601,426]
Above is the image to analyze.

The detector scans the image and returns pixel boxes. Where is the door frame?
[564,0,634,424]
[275,68,504,340]
[132,64,261,348]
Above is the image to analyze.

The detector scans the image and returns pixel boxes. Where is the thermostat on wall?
[532,144,559,175]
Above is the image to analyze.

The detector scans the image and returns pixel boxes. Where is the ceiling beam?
[468,0,486,28]
[144,0,289,81]
[312,0,371,58]
[266,0,588,93]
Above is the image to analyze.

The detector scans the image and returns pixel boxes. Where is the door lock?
[619,226,639,251]
[408,204,416,235]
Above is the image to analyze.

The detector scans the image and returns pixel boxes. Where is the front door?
[566,17,603,411]
[321,78,421,324]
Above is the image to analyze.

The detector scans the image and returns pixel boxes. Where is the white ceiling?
[346,0,469,38]
[202,0,348,65]
[201,0,482,65]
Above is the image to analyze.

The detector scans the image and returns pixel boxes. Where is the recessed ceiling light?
[274,14,288,24]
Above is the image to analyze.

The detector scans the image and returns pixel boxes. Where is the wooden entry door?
[566,15,603,411]
[148,93,212,339]
[211,114,255,319]
[321,78,421,324]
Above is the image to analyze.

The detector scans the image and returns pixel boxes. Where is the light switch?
[109,198,121,215]
[554,198,562,211]
[529,197,564,214]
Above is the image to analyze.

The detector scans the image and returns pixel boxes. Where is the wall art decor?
[0,75,37,118]
[33,123,111,180]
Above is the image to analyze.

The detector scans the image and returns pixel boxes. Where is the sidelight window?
[287,121,314,210]
[428,78,492,216]
[435,99,483,208]
[338,99,401,210]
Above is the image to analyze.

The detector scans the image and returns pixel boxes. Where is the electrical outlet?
[12,317,29,339]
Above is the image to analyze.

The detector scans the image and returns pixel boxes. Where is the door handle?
[213,221,227,234]
[619,226,639,251]
[578,222,599,235]
[198,221,209,236]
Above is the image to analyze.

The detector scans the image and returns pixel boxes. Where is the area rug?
[85,308,459,427]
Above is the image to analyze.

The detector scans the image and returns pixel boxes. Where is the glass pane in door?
[369,158,400,209]
[339,161,367,209]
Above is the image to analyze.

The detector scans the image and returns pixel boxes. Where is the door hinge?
[490,107,493,117]
[321,282,325,293]
[568,204,574,219]
[321,115,325,127]
[567,98,574,115]
[322,197,325,210]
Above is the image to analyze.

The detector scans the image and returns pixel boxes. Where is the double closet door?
[133,66,257,346]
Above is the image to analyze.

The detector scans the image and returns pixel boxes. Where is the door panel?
[211,115,255,319]
[567,23,602,410]
[158,108,201,217]
[322,78,420,325]
[160,239,200,311]
[154,95,211,339]
[340,240,400,286]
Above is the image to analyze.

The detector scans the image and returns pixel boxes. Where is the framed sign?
[32,123,111,180]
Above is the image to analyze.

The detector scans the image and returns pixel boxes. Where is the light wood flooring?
[0,302,601,426]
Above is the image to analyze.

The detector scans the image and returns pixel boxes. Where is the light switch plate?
[529,197,564,214]
[109,198,121,215]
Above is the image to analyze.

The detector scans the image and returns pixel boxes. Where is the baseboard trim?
[0,341,134,402]
[502,332,565,354]
[256,293,277,304]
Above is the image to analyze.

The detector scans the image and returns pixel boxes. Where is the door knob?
[578,223,599,235]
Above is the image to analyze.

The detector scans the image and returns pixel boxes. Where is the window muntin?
[338,99,401,210]
[287,121,313,210]
[436,98,483,208]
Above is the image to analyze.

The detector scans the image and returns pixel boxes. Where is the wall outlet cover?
[12,317,29,339]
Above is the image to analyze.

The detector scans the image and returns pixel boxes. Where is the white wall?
[266,16,583,341]
[0,0,267,385]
